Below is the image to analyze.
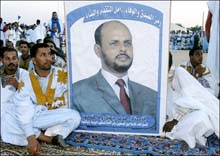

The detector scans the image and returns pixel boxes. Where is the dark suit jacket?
[73,71,157,117]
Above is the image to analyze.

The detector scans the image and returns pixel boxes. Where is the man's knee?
[188,111,210,124]
[68,109,81,128]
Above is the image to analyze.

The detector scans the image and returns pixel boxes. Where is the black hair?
[30,43,49,58]
[43,36,53,43]
[0,47,18,58]
[189,46,203,56]
[94,23,105,46]
[19,40,30,48]
[0,40,3,47]
[36,19,40,24]
[44,40,56,48]
[50,48,56,55]
[169,52,173,70]
[6,40,14,47]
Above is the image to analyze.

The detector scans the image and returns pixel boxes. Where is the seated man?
[163,53,219,149]
[45,40,66,69]
[0,47,29,117]
[1,43,81,156]
[180,47,218,96]
[18,40,32,70]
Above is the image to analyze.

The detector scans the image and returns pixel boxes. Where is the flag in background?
[17,15,21,20]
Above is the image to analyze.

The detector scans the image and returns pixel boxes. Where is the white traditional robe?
[0,22,5,44]
[25,28,35,43]
[1,66,81,146]
[4,28,16,45]
[53,55,66,69]
[180,61,218,96]
[206,0,219,83]
[33,24,46,43]
[166,67,219,148]
[1,68,28,118]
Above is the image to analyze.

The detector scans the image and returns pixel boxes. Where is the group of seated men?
[0,42,80,155]
[0,38,219,155]
[1,37,66,71]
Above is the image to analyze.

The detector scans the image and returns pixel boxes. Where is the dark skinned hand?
[6,77,18,89]
[195,66,206,77]
[27,135,41,156]
[163,119,178,132]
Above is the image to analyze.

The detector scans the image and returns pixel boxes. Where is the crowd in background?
[0,12,65,49]
[0,12,67,70]
[0,1,219,153]
[169,30,209,52]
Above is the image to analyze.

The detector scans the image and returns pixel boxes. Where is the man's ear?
[94,44,101,58]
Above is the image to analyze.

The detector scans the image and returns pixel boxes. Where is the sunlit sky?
[1,1,208,28]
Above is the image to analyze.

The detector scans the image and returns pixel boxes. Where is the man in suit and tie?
[73,20,157,118]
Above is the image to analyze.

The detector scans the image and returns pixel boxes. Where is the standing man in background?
[18,40,32,70]
[47,12,63,48]
[34,19,46,43]
[0,17,6,45]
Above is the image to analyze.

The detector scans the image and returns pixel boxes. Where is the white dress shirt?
[101,69,129,100]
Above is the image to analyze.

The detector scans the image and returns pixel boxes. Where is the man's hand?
[163,119,178,132]
[195,66,206,78]
[27,135,40,156]
[6,77,18,89]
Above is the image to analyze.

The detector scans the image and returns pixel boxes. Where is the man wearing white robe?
[205,0,219,84]
[4,23,16,46]
[180,47,218,96]
[0,47,29,119]
[33,20,46,43]
[1,43,81,155]
[164,66,219,148]
[0,17,6,44]
[25,25,34,43]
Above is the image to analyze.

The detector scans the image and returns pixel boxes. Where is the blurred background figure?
[34,19,46,43]
[0,17,6,45]
[47,12,63,48]
[205,0,219,85]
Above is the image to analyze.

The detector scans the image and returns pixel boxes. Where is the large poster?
[65,1,170,135]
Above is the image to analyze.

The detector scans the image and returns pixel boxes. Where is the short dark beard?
[102,52,133,74]
[34,66,51,77]
[5,64,18,75]
[113,61,132,73]
[38,65,51,71]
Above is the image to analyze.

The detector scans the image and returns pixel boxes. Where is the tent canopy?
[170,23,187,32]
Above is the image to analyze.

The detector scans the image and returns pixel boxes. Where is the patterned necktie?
[116,79,131,114]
